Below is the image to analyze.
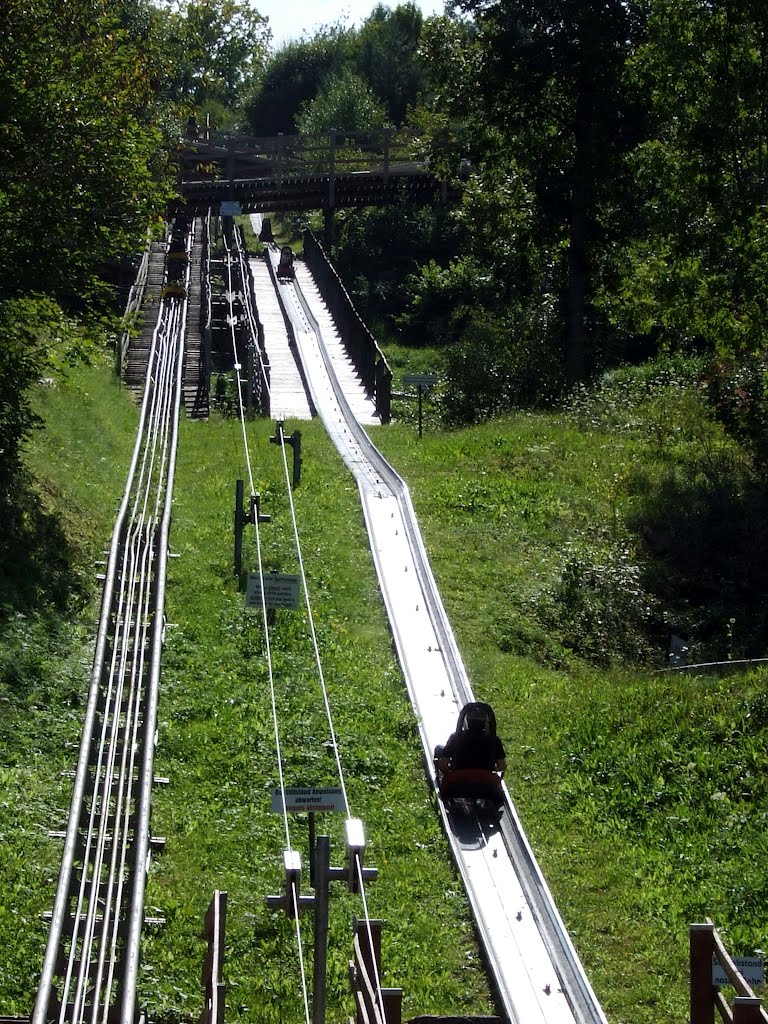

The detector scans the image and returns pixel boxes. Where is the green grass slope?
[2,357,767,1024]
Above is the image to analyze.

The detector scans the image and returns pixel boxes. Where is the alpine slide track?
[12,132,608,1024]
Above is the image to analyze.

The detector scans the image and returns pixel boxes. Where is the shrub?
[538,543,661,666]
[441,304,565,424]
[705,354,768,469]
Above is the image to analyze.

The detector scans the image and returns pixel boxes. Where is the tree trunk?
[566,91,592,385]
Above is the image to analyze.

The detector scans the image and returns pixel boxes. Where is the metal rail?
[267,249,608,1024]
[33,229,191,1024]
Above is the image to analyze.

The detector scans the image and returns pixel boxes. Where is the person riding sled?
[434,701,506,808]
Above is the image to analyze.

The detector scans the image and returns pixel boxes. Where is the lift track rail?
[268,247,608,1024]
[32,231,191,1024]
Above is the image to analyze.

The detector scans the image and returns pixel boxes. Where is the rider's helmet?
[457,701,496,737]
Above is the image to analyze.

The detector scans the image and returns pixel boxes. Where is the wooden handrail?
[690,921,767,1024]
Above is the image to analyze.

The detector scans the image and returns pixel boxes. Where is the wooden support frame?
[690,921,767,1024]
[349,919,403,1024]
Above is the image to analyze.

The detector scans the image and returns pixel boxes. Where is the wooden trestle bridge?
[177,126,465,233]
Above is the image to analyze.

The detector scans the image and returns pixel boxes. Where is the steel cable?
[223,225,312,1024]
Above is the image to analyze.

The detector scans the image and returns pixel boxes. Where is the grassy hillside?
[2,355,767,1024]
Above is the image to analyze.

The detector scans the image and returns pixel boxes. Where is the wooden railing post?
[351,919,402,1024]
[734,998,764,1024]
[691,922,716,1024]
[202,890,228,1024]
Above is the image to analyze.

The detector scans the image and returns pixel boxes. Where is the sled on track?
[434,701,505,818]
[276,246,295,280]
[437,767,503,817]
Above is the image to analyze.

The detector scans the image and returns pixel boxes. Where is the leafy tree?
[0,0,174,535]
[356,3,427,125]
[331,201,462,328]
[295,68,391,134]
[437,0,647,382]
[244,26,356,135]
[0,0,174,305]
[155,0,270,124]
[603,0,768,358]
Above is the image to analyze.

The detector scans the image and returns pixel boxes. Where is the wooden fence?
[349,919,403,1024]
[691,921,766,1024]
[303,230,392,423]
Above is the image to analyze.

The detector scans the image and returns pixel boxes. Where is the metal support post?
[324,206,335,249]
[234,479,246,579]
[383,129,391,183]
[308,812,316,887]
[267,832,377,1024]
[328,129,336,210]
[267,850,309,919]
[312,836,331,1024]
[227,142,235,201]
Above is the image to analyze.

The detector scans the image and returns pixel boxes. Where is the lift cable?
[273,422,351,817]
[229,224,382,1023]
[225,231,312,1024]
[273,416,388,1024]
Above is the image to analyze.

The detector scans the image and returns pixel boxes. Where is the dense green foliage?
[156,0,270,128]
[295,69,391,134]
[293,0,768,432]
[0,0,178,538]
[0,0,173,304]
[4,0,768,1020]
[244,4,426,135]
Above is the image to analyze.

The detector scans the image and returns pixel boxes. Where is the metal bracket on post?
[270,420,303,488]
[267,850,312,919]
[234,480,271,584]
[338,818,378,894]
[267,830,380,1024]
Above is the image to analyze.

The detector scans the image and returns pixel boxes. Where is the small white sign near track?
[402,373,438,389]
[246,572,300,610]
[271,787,346,813]
[712,955,764,986]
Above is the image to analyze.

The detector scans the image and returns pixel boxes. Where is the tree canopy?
[0,0,173,304]
[244,3,427,135]
[155,0,270,127]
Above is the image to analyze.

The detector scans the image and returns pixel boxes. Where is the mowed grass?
[4,358,768,1024]
[145,413,490,1023]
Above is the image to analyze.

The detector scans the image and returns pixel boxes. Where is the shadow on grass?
[629,464,768,658]
[0,473,88,625]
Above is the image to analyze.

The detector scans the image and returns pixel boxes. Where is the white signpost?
[271,787,346,813]
[246,572,300,610]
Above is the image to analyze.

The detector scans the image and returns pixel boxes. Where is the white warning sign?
[271,787,346,813]
[246,573,300,610]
